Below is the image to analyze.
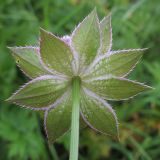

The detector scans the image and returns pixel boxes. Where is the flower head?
[7,9,152,143]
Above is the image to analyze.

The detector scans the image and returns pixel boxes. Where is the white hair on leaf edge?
[6,75,70,109]
[71,9,101,76]
[99,13,112,55]
[8,46,44,79]
[84,76,153,101]
[109,48,148,56]
[81,87,119,138]
[82,48,147,78]
[43,90,71,142]
[39,28,72,79]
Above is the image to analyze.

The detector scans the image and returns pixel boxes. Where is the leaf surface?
[81,90,118,139]
[45,95,71,143]
[40,29,73,76]
[85,49,145,79]
[7,76,68,108]
[71,9,100,68]
[100,15,112,54]
[84,77,152,100]
[9,47,50,78]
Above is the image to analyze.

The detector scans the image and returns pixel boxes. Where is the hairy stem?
[69,76,80,160]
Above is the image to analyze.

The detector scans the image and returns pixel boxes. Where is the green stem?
[69,76,80,160]
[49,144,59,160]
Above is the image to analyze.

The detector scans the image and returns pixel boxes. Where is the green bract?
[7,9,152,143]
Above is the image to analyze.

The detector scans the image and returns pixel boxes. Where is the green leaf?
[71,9,100,68]
[9,47,50,79]
[7,76,69,108]
[84,77,152,100]
[84,49,145,79]
[45,95,71,143]
[40,28,73,76]
[81,90,118,139]
[38,110,86,129]
[100,15,112,54]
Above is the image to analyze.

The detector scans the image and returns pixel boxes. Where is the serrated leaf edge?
[110,48,148,55]
[39,28,73,79]
[44,90,71,142]
[81,86,119,139]
[99,13,112,55]
[71,9,101,75]
[84,76,153,101]
[6,75,69,109]
[8,46,50,79]
[82,14,112,76]
[83,48,147,78]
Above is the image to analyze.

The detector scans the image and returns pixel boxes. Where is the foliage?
[0,108,48,160]
[0,0,160,159]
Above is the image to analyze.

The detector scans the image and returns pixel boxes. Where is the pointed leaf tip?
[8,46,50,78]
[40,27,51,37]
[5,97,12,102]
[71,7,100,68]
[7,76,68,109]
[85,48,147,79]
[40,28,73,76]
[99,13,112,54]
[91,7,97,15]
[84,77,153,100]
[81,90,119,139]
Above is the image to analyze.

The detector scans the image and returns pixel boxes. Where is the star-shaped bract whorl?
[7,9,152,143]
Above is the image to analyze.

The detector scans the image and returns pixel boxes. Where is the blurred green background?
[0,0,160,159]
